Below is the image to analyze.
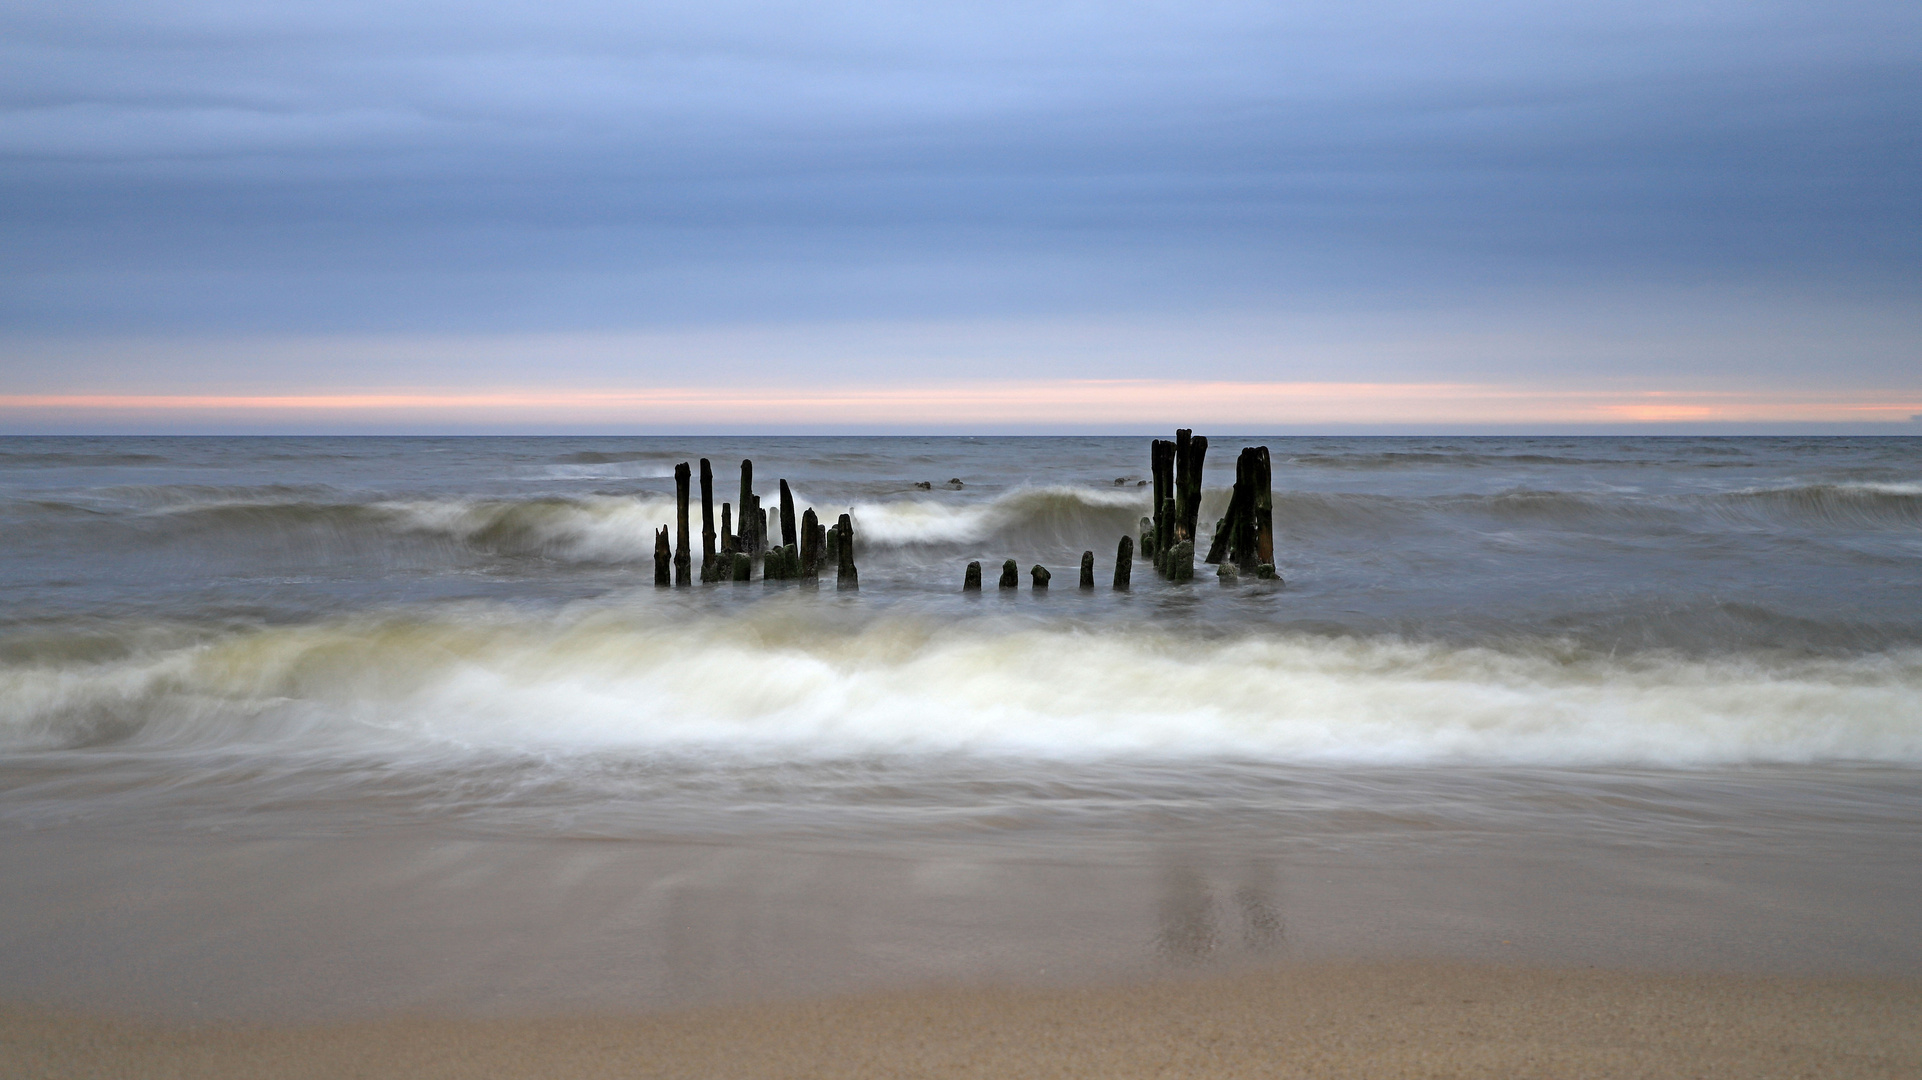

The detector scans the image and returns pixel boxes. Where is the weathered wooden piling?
[999,559,1019,588]
[800,507,821,578]
[824,522,839,568]
[720,502,733,556]
[836,513,858,590]
[1139,516,1155,561]
[1168,539,1195,583]
[1114,534,1132,590]
[737,460,756,555]
[779,480,797,549]
[674,462,692,587]
[1217,561,1239,584]
[654,526,670,586]
[1203,445,1274,573]
[731,551,751,581]
[813,518,828,576]
[1080,551,1095,589]
[1150,440,1173,568]
[1031,565,1050,589]
[963,560,982,591]
[699,458,716,581]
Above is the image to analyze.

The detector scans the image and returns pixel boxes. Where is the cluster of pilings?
[1139,428,1210,582]
[654,458,857,589]
[957,428,1278,591]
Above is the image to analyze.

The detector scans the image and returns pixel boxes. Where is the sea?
[2,434,1920,1015]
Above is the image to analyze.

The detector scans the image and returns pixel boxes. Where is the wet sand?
[8,962,1919,1079]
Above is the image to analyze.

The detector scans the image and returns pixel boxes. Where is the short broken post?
[999,559,1019,589]
[1114,534,1132,590]
[963,560,982,591]
[800,507,821,579]
[836,513,858,590]
[1031,564,1050,590]
[654,526,670,586]
[1079,551,1095,589]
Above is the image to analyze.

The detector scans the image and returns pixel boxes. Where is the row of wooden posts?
[959,428,1278,591]
[654,458,859,589]
[651,431,1276,593]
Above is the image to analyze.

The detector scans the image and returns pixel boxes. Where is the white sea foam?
[5,604,1918,768]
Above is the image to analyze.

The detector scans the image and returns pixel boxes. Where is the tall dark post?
[738,459,755,555]
[1114,534,1133,590]
[963,560,982,591]
[1150,439,1173,563]
[759,507,771,562]
[1079,550,1095,589]
[699,459,716,580]
[779,480,797,549]
[1181,435,1208,544]
[720,502,733,555]
[654,526,670,586]
[999,559,1018,588]
[673,462,692,587]
[1173,429,1192,545]
[1252,445,1274,569]
[836,513,858,590]
[800,507,821,577]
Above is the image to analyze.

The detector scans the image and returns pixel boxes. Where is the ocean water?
[2,434,1919,853]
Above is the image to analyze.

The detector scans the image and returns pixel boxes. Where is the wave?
[4,606,1918,767]
[4,480,1913,567]
[852,486,1147,547]
[0,451,168,468]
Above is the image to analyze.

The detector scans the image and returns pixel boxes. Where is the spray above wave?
[852,486,1147,547]
[5,606,1918,767]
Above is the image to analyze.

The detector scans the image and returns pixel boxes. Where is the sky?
[1,0,1918,432]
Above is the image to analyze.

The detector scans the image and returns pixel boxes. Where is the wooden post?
[836,513,858,590]
[779,480,797,550]
[963,560,982,591]
[824,522,839,568]
[1031,564,1050,590]
[720,502,733,556]
[1079,550,1095,589]
[1173,429,1191,546]
[999,559,1018,588]
[759,506,770,564]
[800,508,820,577]
[814,518,828,576]
[700,458,716,581]
[731,551,751,581]
[654,526,670,586]
[1150,439,1172,566]
[1252,445,1274,569]
[1179,433,1208,545]
[1114,534,1132,590]
[1139,515,1155,561]
[737,459,755,555]
[1169,539,1195,583]
[674,462,692,587]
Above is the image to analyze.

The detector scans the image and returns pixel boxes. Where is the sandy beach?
[9,962,1919,1079]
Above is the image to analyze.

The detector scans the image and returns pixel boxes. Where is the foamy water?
[2,434,1920,842]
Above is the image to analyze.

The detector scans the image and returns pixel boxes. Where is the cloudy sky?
[1,0,1917,431]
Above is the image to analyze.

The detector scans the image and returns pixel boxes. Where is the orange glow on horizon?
[1,381,1917,426]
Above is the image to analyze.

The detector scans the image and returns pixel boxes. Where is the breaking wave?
[4,605,1918,767]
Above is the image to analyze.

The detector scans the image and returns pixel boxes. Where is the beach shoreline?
[8,961,1918,1079]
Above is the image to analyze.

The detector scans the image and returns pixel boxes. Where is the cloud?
[0,0,1917,392]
